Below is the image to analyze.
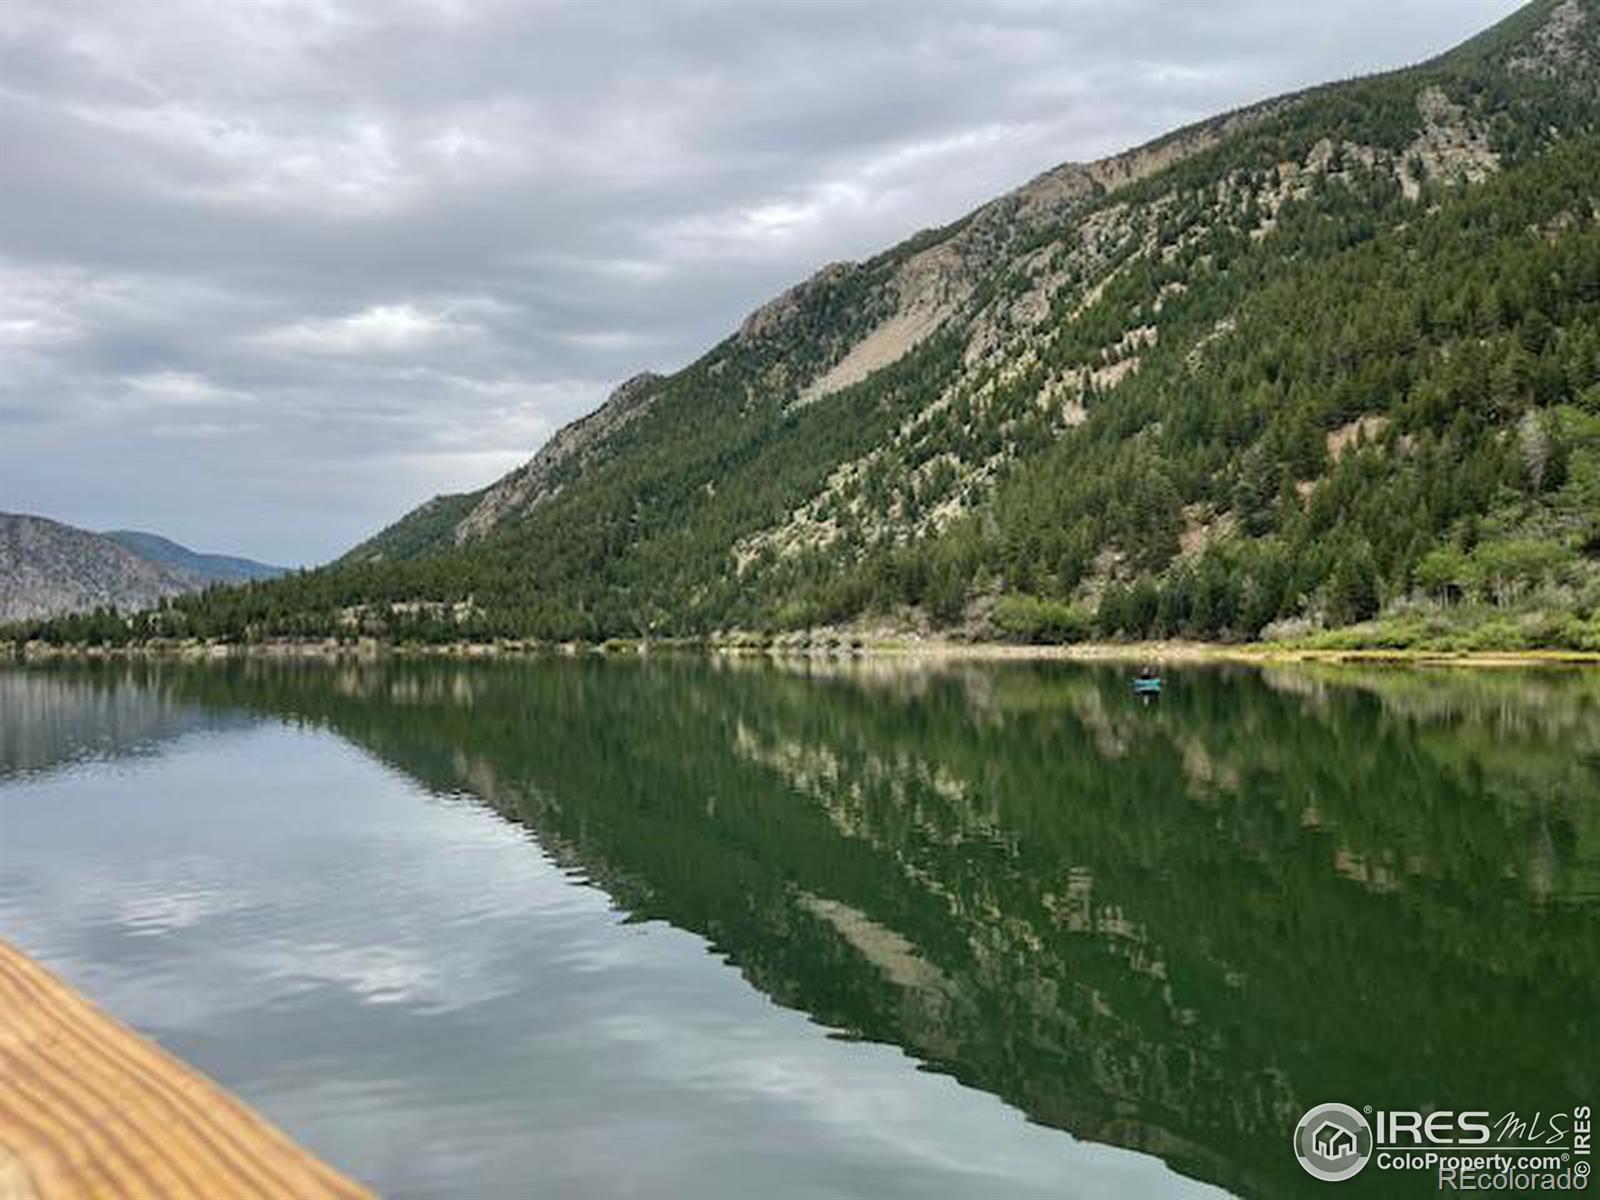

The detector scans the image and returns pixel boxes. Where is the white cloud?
[0,266,89,349]
[253,303,479,356]
[661,180,883,262]
[123,370,253,407]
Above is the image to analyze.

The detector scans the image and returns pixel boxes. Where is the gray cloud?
[0,0,1520,564]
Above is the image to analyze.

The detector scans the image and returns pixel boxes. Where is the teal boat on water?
[1133,675,1163,695]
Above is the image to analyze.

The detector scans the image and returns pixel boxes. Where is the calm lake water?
[1,657,1595,1198]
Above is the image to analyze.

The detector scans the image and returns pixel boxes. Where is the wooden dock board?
[0,939,371,1200]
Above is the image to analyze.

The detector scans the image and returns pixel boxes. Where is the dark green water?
[0,658,1595,1198]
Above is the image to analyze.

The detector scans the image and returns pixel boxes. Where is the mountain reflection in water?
[1,657,1595,1199]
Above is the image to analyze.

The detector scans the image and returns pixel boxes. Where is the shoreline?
[5,635,1599,669]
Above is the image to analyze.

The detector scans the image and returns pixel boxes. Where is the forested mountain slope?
[17,0,1600,648]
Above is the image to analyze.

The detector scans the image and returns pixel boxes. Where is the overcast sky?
[0,0,1521,565]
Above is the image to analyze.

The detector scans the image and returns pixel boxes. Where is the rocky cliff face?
[0,514,199,622]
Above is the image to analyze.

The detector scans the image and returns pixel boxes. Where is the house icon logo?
[1294,1102,1374,1182]
[1314,1121,1357,1159]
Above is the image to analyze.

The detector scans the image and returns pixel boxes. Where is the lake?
[1,657,1595,1198]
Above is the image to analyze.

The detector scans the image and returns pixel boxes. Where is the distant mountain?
[0,514,197,622]
[103,530,286,585]
[0,515,287,624]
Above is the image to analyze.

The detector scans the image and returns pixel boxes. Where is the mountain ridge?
[347,87,1306,564]
[15,0,1600,650]
[360,0,1587,565]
